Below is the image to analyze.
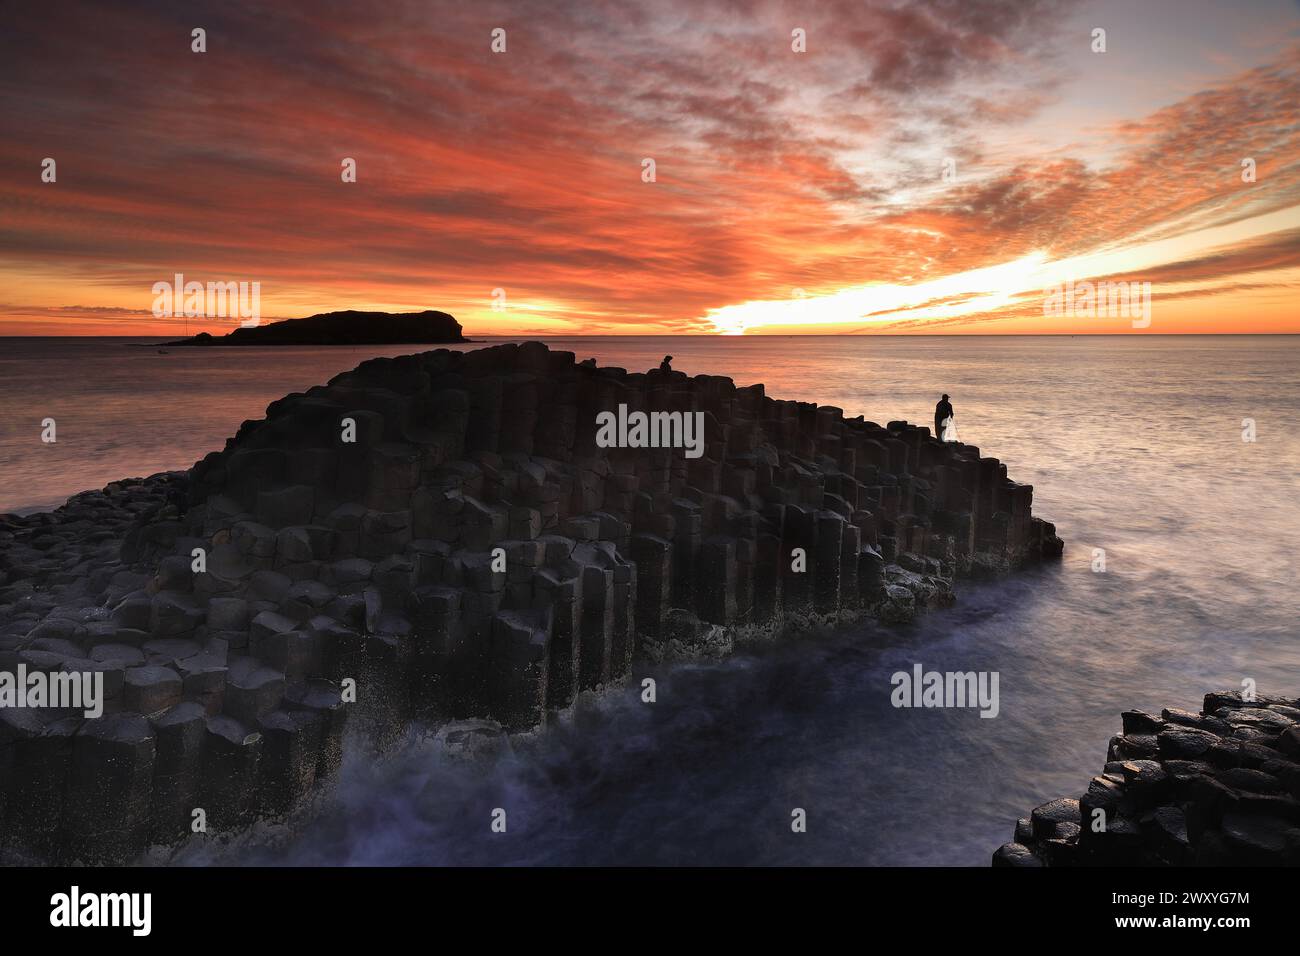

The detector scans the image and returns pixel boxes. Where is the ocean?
[2,334,1297,865]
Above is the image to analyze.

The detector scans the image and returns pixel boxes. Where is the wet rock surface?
[995,690,1300,866]
[1,342,1061,862]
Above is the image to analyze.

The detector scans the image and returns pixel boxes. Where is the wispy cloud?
[0,0,1296,334]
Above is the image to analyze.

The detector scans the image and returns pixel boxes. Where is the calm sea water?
[2,335,1297,865]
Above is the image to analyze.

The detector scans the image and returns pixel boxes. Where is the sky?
[0,0,1297,336]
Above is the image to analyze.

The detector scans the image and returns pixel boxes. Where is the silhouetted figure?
[935,393,956,442]
[659,354,673,375]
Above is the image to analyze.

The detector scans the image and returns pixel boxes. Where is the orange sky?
[1,0,1297,336]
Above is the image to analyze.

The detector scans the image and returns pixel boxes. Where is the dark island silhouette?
[158,309,470,347]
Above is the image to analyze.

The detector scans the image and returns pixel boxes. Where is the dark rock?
[1218,811,1294,865]
[160,309,469,347]
[1277,726,1300,759]
[1008,689,1300,868]
[1118,759,1170,806]
[1121,710,1164,735]
[224,658,286,726]
[200,716,262,829]
[1030,798,1080,839]
[149,590,203,637]
[123,665,182,714]
[1221,767,1281,794]
[148,701,207,842]
[1080,811,1144,864]
[256,709,325,814]
[7,342,1065,858]
[64,714,155,863]
[1144,806,1192,865]
[1157,726,1220,760]
[992,843,1042,867]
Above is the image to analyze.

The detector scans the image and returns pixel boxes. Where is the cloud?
[0,1,1295,334]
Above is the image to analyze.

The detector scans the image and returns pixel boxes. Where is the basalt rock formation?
[994,690,1300,867]
[161,309,469,346]
[1,341,1061,863]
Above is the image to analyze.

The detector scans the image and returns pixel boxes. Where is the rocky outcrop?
[994,690,1300,867]
[161,309,469,346]
[1,342,1061,862]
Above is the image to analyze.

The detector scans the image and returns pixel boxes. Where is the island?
[157,309,469,346]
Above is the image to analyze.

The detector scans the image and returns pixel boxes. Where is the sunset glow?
[1,0,1297,336]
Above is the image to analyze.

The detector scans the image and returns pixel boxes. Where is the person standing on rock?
[935,393,957,442]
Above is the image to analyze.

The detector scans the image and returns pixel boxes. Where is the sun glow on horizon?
[701,204,1300,335]
[705,252,1052,334]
